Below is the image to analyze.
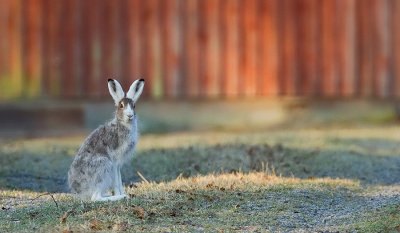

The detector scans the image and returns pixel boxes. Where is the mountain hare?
[68,78,144,201]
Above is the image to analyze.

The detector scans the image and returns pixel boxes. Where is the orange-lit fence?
[0,0,399,99]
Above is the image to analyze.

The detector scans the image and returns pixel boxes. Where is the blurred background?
[0,0,399,136]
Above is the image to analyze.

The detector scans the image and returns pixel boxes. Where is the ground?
[0,101,400,232]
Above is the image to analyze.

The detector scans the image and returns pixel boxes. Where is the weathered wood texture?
[0,0,399,99]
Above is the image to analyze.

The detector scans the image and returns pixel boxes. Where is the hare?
[68,78,144,201]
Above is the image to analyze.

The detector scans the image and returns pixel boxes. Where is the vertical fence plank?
[394,0,400,97]
[61,0,79,98]
[337,0,356,97]
[198,0,220,98]
[0,0,9,99]
[55,0,67,97]
[74,0,86,97]
[126,0,142,86]
[22,0,42,98]
[279,0,298,95]
[141,0,162,98]
[220,0,239,98]
[99,0,112,88]
[297,0,319,96]
[91,0,103,98]
[73,0,83,97]
[43,0,64,97]
[321,0,338,97]
[113,0,123,88]
[99,0,121,97]
[371,0,391,98]
[78,0,99,98]
[119,0,131,88]
[239,0,257,97]
[7,0,23,99]
[77,0,89,97]
[74,0,83,96]
[0,0,8,75]
[257,0,279,96]
[182,0,199,98]
[41,0,52,96]
[160,0,182,98]
[356,0,374,97]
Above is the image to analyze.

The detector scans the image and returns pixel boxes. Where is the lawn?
[1,125,400,232]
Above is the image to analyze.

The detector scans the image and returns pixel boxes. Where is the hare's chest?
[113,138,136,164]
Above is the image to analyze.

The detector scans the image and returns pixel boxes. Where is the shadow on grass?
[0,137,399,193]
[127,140,400,186]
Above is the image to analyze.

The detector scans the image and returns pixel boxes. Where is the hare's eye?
[133,104,136,109]
[119,103,124,108]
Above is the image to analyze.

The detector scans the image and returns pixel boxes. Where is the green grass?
[1,126,400,232]
[352,204,400,233]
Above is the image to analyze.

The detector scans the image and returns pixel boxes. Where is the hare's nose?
[127,114,133,119]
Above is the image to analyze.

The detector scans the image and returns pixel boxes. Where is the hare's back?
[78,123,120,155]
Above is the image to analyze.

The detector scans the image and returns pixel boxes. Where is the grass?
[1,126,400,232]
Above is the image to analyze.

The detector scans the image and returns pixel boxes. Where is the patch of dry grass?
[131,172,360,197]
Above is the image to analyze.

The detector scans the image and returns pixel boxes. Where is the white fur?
[108,79,124,105]
[126,79,145,103]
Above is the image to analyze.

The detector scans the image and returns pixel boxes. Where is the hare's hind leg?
[87,156,116,201]
[89,159,128,201]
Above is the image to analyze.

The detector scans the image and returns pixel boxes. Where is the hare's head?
[107,78,145,125]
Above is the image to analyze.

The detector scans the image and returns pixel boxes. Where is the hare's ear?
[108,79,125,105]
[126,79,145,102]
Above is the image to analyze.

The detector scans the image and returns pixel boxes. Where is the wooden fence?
[0,0,399,99]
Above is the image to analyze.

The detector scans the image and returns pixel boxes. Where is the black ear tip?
[108,79,114,82]
[139,79,145,82]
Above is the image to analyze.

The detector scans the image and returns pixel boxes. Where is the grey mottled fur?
[68,79,144,201]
